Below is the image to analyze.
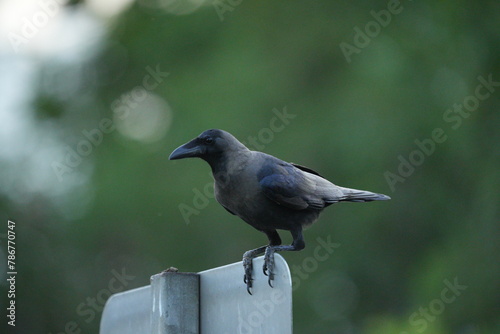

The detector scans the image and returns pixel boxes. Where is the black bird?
[169,129,390,294]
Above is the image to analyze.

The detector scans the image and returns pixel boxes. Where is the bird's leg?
[242,246,267,295]
[263,228,305,288]
[242,230,282,295]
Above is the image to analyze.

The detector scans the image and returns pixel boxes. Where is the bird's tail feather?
[335,187,391,202]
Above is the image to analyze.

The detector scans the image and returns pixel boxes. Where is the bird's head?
[169,129,247,162]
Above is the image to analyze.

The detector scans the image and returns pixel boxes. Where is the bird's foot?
[243,256,254,295]
[263,247,275,287]
[242,245,268,294]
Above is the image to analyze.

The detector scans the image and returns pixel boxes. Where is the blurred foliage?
[1,0,499,333]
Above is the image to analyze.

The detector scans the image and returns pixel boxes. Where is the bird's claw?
[242,247,276,294]
[263,247,275,288]
[268,277,273,288]
[246,284,253,295]
[243,256,253,295]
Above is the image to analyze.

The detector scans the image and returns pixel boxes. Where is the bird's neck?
[207,149,251,182]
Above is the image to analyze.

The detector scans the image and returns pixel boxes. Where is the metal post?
[151,271,200,334]
[100,256,291,334]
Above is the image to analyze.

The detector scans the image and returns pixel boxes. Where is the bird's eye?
[204,137,213,144]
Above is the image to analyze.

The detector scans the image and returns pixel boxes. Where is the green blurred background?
[1,0,499,333]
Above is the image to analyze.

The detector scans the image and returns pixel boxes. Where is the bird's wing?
[288,163,390,202]
[290,163,324,177]
[258,161,339,210]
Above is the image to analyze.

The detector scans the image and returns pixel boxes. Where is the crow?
[169,129,390,294]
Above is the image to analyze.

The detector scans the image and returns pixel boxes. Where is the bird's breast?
[213,167,261,212]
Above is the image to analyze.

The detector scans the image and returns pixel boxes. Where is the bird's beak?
[169,139,203,160]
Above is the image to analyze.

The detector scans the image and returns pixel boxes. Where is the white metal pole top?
[100,254,292,334]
